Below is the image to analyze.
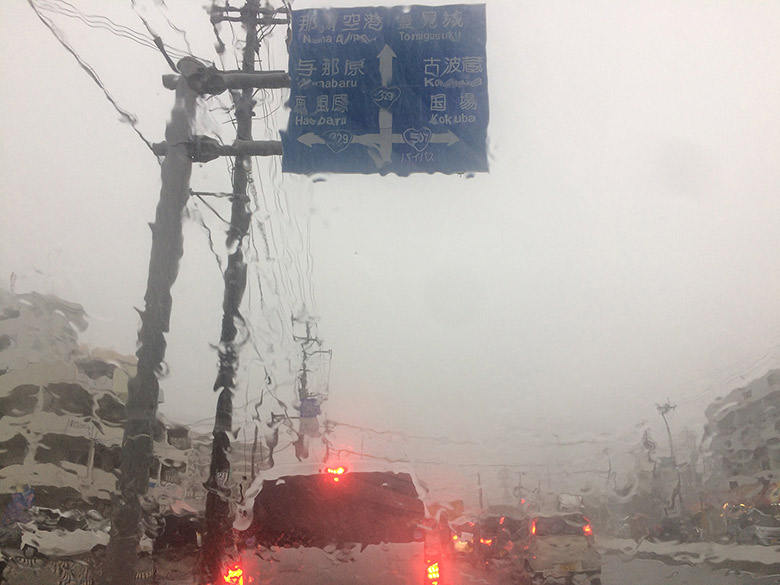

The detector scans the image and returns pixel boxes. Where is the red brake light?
[499,516,505,525]
[219,563,249,585]
[530,520,536,536]
[582,516,593,536]
[426,561,440,583]
[479,538,492,545]
[326,466,346,482]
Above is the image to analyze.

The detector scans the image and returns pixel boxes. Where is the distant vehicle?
[452,529,475,556]
[516,513,601,585]
[473,514,526,568]
[728,509,780,546]
[618,512,656,541]
[233,460,450,585]
[18,507,109,558]
[450,520,476,559]
[656,514,701,543]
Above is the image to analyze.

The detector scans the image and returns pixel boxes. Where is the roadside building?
[0,288,223,518]
[702,369,780,504]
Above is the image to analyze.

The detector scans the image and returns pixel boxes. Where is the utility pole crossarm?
[162,70,290,93]
[209,4,290,26]
[213,16,289,25]
[152,138,282,161]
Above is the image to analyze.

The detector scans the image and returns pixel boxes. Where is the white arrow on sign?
[297,133,325,147]
[430,130,460,146]
[353,129,459,147]
[378,44,397,88]
[295,44,461,167]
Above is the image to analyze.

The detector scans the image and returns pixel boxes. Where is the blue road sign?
[281,4,488,176]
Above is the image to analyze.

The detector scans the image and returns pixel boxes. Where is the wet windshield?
[1,1,779,585]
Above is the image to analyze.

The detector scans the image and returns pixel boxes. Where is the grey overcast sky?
[1,0,779,489]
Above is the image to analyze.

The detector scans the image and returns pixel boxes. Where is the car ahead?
[450,520,476,560]
[730,509,780,546]
[233,460,449,585]
[18,506,109,558]
[516,513,601,585]
[473,514,527,568]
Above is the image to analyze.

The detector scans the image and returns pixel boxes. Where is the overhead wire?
[182,2,319,460]
[246,51,323,448]
[327,419,476,447]
[130,0,179,72]
[213,34,295,433]
[251,33,317,323]
[153,0,195,55]
[227,16,242,70]
[675,343,780,407]
[37,0,156,46]
[28,0,308,447]
[35,0,189,61]
[27,0,158,155]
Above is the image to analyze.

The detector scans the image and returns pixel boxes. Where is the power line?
[325,419,476,447]
[152,0,195,55]
[28,0,158,155]
[676,343,780,407]
[36,0,189,60]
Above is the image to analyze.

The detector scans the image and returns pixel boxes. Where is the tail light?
[216,562,251,585]
[479,538,492,545]
[530,519,537,536]
[423,520,446,585]
[582,516,593,537]
[325,466,346,483]
[426,561,440,585]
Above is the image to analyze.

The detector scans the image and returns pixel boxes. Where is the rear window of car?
[246,471,425,548]
[479,515,527,537]
[533,515,588,537]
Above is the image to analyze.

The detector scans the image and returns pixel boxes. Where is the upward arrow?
[377,44,396,87]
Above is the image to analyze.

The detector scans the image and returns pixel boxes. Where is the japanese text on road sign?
[281,4,488,176]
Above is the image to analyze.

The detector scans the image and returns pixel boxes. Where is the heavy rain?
[1,1,779,584]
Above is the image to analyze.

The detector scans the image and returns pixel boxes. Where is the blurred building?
[0,288,235,516]
[702,369,780,495]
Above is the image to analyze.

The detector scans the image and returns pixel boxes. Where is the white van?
[231,460,450,585]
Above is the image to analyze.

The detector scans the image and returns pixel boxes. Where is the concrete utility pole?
[99,4,287,582]
[101,66,199,585]
[293,320,320,402]
[201,2,267,582]
[290,319,330,459]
